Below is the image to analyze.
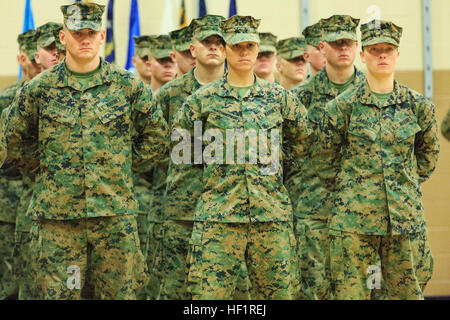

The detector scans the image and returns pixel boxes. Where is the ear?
[132,57,137,68]
[34,52,40,65]
[276,61,281,73]
[318,41,325,53]
[190,43,196,59]
[170,52,176,62]
[303,52,310,62]
[360,50,366,64]
[99,30,106,45]
[60,29,66,46]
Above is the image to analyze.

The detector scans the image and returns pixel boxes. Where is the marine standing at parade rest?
[323,20,439,300]
[286,15,365,300]
[3,2,169,299]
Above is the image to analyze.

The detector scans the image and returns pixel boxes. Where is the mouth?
[378,63,388,66]
[339,55,349,59]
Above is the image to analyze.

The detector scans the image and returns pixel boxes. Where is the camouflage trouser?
[29,215,147,300]
[294,218,330,300]
[145,221,164,300]
[135,213,149,300]
[329,230,427,300]
[370,231,434,300]
[187,221,298,300]
[0,222,17,299]
[12,231,34,300]
[158,220,252,300]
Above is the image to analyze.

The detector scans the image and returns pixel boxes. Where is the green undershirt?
[66,62,101,91]
[330,72,355,94]
[372,91,393,105]
[230,85,253,98]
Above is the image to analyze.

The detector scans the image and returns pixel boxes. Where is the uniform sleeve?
[164,94,204,219]
[3,85,39,175]
[415,100,440,182]
[282,90,311,163]
[318,97,348,171]
[131,81,170,172]
[441,107,450,141]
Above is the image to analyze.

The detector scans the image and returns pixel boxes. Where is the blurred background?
[0,0,448,298]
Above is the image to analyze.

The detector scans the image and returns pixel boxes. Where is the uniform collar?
[56,57,112,91]
[315,66,364,97]
[182,67,202,95]
[215,72,265,100]
[357,79,409,108]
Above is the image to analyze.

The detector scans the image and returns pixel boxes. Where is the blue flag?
[105,0,115,63]
[19,0,35,80]
[228,0,237,17]
[198,0,207,17]
[125,0,140,71]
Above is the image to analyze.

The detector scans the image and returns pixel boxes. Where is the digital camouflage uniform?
[322,20,439,300]
[10,22,64,301]
[131,35,155,300]
[0,30,37,300]
[156,15,237,300]
[286,15,363,300]
[441,108,450,141]
[0,81,24,299]
[173,15,311,300]
[4,2,169,300]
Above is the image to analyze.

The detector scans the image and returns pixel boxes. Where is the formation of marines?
[0,1,445,300]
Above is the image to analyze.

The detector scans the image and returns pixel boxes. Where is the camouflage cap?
[17,29,38,61]
[60,2,105,32]
[190,15,225,42]
[361,20,403,47]
[169,25,193,52]
[220,15,260,45]
[52,27,65,52]
[302,22,322,47]
[276,37,307,60]
[258,32,277,53]
[320,15,360,42]
[149,35,173,59]
[134,35,154,58]
[36,22,63,48]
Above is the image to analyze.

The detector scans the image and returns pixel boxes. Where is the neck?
[258,72,275,82]
[138,73,151,85]
[194,62,225,85]
[151,78,165,92]
[310,67,320,77]
[367,72,395,93]
[65,54,101,73]
[280,76,300,90]
[227,68,254,87]
[326,63,354,84]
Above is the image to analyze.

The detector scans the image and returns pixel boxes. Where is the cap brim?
[259,45,276,53]
[151,49,172,59]
[194,30,223,41]
[224,33,260,45]
[323,31,357,42]
[65,21,101,32]
[25,49,37,61]
[305,38,321,47]
[38,36,56,48]
[174,42,191,52]
[362,37,399,47]
[278,49,306,60]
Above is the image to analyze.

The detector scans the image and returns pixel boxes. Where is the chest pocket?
[348,123,377,142]
[93,97,131,138]
[395,120,421,141]
[206,110,240,130]
[42,103,77,127]
[256,107,283,130]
